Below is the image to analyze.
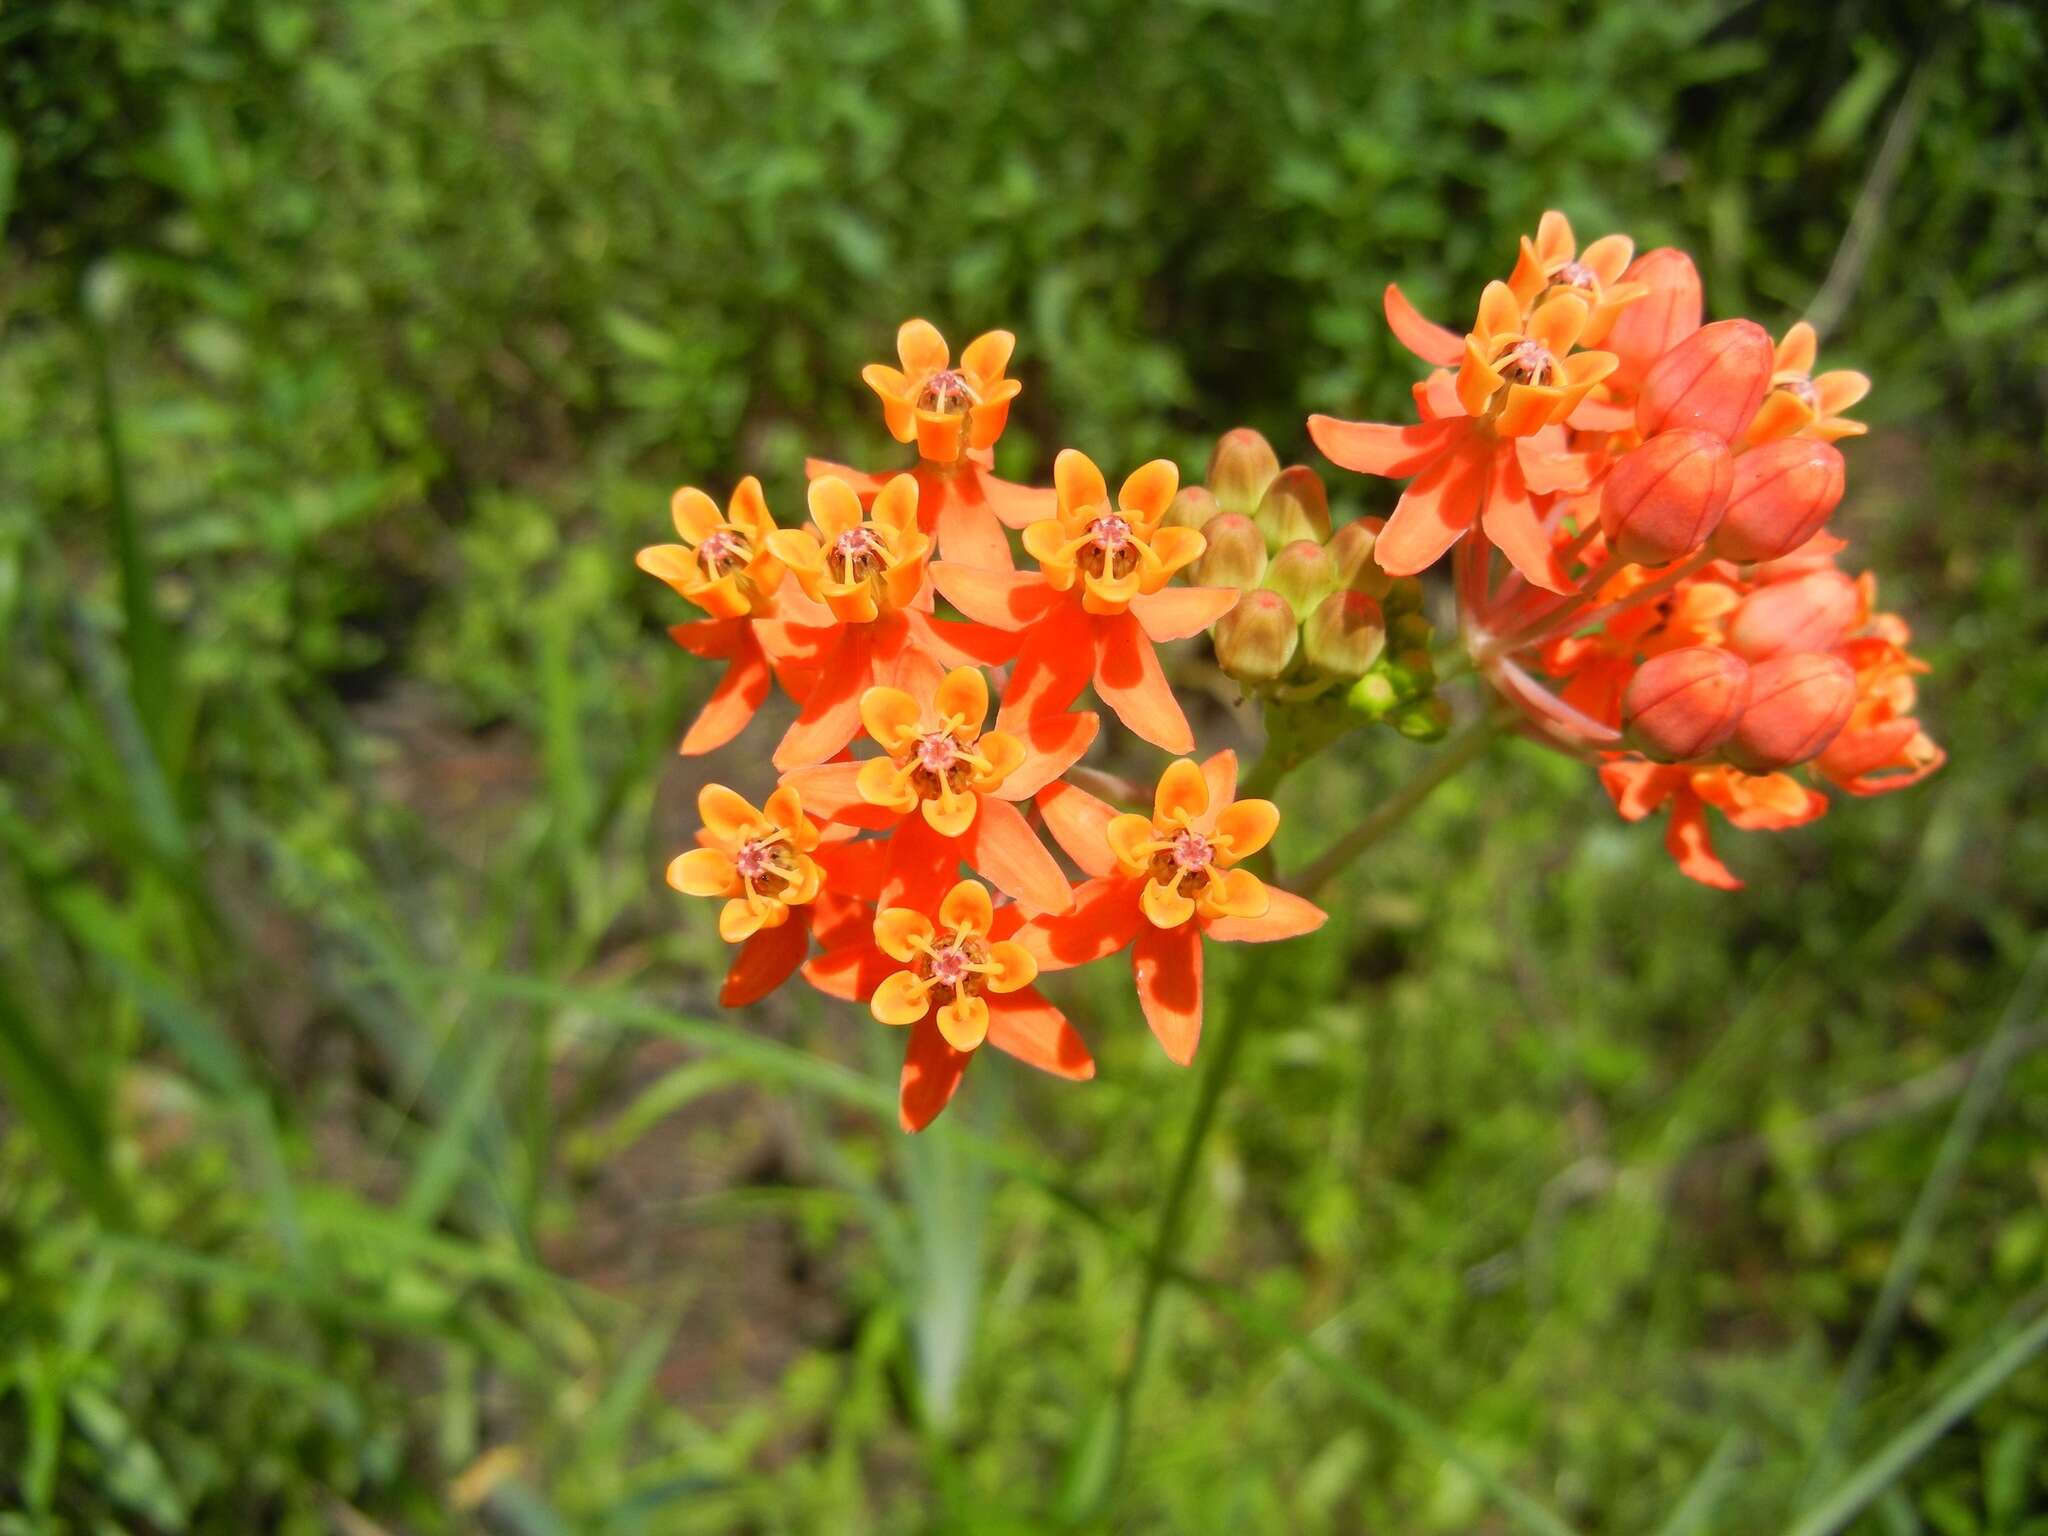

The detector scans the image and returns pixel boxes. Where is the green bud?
[1207,428,1280,517]
[1252,465,1333,550]
[1262,539,1338,621]
[1190,512,1267,589]
[1381,577,1425,619]
[1301,591,1386,679]
[1347,672,1400,719]
[1393,697,1454,742]
[1213,589,1298,683]
[1162,485,1220,534]
[1326,517,1392,598]
[1388,613,1433,652]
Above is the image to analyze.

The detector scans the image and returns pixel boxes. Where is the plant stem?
[1291,711,1504,897]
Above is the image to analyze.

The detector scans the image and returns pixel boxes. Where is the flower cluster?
[640,322,1325,1131]
[1311,211,1941,887]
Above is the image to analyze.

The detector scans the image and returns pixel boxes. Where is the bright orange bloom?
[1019,753,1324,1064]
[1599,759,1827,890]
[665,784,836,1005]
[931,450,1237,753]
[806,318,1053,568]
[1815,614,1944,796]
[1505,210,1646,349]
[1311,281,1616,593]
[1539,561,1742,727]
[759,472,1015,769]
[636,477,786,620]
[1743,321,1871,446]
[780,654,1087,915]
[805,877,1094,1132]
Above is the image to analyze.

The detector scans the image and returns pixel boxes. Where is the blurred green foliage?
[2,0,2045,1530]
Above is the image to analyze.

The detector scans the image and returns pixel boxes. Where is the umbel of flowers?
[638,217,1941,1130]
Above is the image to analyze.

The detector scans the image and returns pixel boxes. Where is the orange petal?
[965,796,1073,915]
[897,318,949,377]
[698,784,764,844]
[898,1018,971,1132]
[1205,887,1326,943]
[859,685,923,752]
[807,476,865,539]
[961,329,1015,382]
[1372,432,1490,577]
[995,712,1098,801]
[934,496,1016,570]
[670,486,724,543]
[1119,459,1180,521]
[921,787,979,838]
[1479,450,1571,594]
[1474,280,1521,341]
[974,470,1058,531]
[720,917,811,1007]
[929,562,1057,631]
[1666,797,1742,890]
[803,457,890,498]
[934,666,989,730]
[1091,611,1193,753]
[1775,320,1818,375]
[874,906,937,963]
[1214,798,1278,862]
[1815,369,1870,415]
[935,993,990,1051]
[1106,812,1160,875]
[1197,866,1269,920]
[872,473,921,536]
[902,611,1021,670]
[1527,290,1589,355]
[1153,758,1209,824]
[995,606,1096,732]
[983,938,1038,993]
[1034,781,1121,878]
[773,628,872,770]
[1144,525,1205,584]
[873,969,934,1026]
[851,757,916,820]
[1129,584,1239,643]
[802,941,895,1002]
[1053,448,1108,516]
[1536,209,1575,265]
[679,640,771,756]
[668,847,738,898]
[1199,749,1238,811]
[1014,876,1142,970]
[1382,283,1465,366]
[879,809,964,914]
[985,988,1095,1079]
[1581,232,1635,286]
[782,761,888,825]
[1307,414,1463,478]
[1132,920,1204,1066]
[1140,876,1197,929]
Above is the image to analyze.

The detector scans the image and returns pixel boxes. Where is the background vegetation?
[2,0,2044,1530]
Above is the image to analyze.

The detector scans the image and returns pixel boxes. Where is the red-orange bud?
[1635,319,1773,443]
[1606,248,1703,393]
[1711,440,1846,563]
[1723,651,1856,771]
[1623,646,1751,762]
[1726,569,1860,661]
[1599,429,1732,565]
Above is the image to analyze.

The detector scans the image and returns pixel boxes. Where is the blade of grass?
[400,1029,516,1230]
[0,970,128,1224]
[1653,1429,1749,1536]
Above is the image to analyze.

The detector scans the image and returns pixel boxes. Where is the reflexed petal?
[872,969,934,1025]
[898,1018,971,1133]
[720,918,811,1007]
[1140,876,1197,929]
[1373,432,1489,577]
[983,939,1038,993]
[935,993,989,1051]
[1014,876,1142,969]
[995,608,1095,731]
[1106,812,1161,874]
[986,990,1095,1079]
[698,784,764,844]
[934,666,989,730]
[802,941,895,1001]
[1119,458,1180,520]
[1092,613,1193,753]
[961,329,1015,382]
[1129,585,1239,643]
[1480,451,1570,594]
[1199,750,1238,811]
[1213,799,1279,862]
[1053,448,1109,515]
[1036,782,1121,879]
[667,847,738,897]
[1306,414,1461,477]
[938,878,995,937]
[965,797,1073,914]
[897,318,949,376]
[774,628,874,769]
[933,496,1015,570]
[1382,283,1466,367]
[874,907,936,963]
[1153,758,1210,823]
[860,685,924,751]
[679,643,772,756]
[1132,921,1204,1065]
[931,562,1058,630]
[1666,797,1742,890]
[993,712,1094,800]
[807,476,865,538]
[1205,887,1327,943]
[670,487,724,543]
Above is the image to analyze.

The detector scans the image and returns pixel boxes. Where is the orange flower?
[1743,321,1871,446]
[665,784,836,1005]
[1505,210,1646,349]
[1019,754,1325,1064]
[1311,282,1616,594]
[1599,758,1827,890]
[635,477,785,620]
[807,318,1052,568]
[768,473,930,625]
[780,654,1087,915]
[805,877,1095,1132]
[931,450,1238,753]
[1815,618,1944,796]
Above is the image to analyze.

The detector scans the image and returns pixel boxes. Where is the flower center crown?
[733,834,796,895]
[1495,338,1559,388]
[1082,513,1142,580]
[697,528,749,577]
[917,932,991,1002]
[916,369,979,415]
[831,524,889,584]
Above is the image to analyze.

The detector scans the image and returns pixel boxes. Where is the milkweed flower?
[1815,611,1945,796]
[665,784,839,1005]
[1020,754,1324,1064]
[931,450,1238,752]
[1505,210,1647,348]
[760,472,1014,769]
[805,878,1094,1132]
[805,319,1052,568]
[1598,759,1827,891]
[780,655,1086,914]
[1744,321,1871,446]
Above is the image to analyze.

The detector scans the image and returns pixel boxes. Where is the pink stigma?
[1554,260,1598,290]
[835,526,883,560]
[1502,339,1558,385]
[928,946,970,986]
[915,733,958,772]
[1171,829,1214,871]
[734,840,772,880]
[1090,515,1132,553]
[1778,373,1821,409]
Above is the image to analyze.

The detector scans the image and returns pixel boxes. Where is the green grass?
[3,1,2047,1530]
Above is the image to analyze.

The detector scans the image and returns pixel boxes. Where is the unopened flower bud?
[1253,465,1333,550]
[1393,697,1453,742]
[1605,248,1703,392]
[1263,539,1337,620]
[1207,427,1280,516]
[1301,590,1386,679]
[1723,652,1856,772]
[1326,517,1392,598]
[1213,588,1298,683]
[1599,429,1732,566]
[1623,647,1751,762]
[1727,569,1860,661]
[1388,612,1433,652]
[1190,511,1267,589]
[1636,319,1773,443]
[1162,485,1220,534]
[1382,577,1425,619]
[1347,671,1400,719]
[1710,440,1846,563]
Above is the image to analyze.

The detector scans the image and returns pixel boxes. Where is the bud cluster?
[1173,428,1445,740]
